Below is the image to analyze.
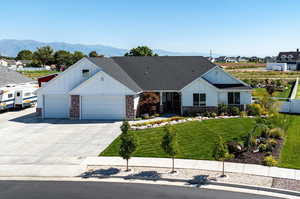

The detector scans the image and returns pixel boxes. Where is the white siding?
[181,78,218,106]
[203,67,241,84]
[37,58,100,95]
[218,91,252,104]
[69,71,135,96]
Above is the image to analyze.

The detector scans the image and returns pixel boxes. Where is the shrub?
[267,138,277,147]
[247,104,264,116]
[259,143,267,152]
[227,141,243,154]
[218,104,228,115]
[269,128,284,139]
[203,111,210,117]
[263,156,277,166]
[240,111,247,118]
[210,112,217,118]
[230,107,240,116]
[260,126,270,138]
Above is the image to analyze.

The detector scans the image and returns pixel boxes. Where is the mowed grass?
[101,118,256,160]
[20,70,59,80]
[279,115,300,169]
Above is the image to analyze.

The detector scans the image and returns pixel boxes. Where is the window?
[8,93,13,98]
[228,92,240,105]
[82,69,90,77]
[16,92,20,97]
[25,92,31,97]
[193,93,206,106]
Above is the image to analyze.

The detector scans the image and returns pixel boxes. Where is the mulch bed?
[272,178,300,192]
[227,139,284,165]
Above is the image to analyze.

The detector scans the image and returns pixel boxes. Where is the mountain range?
[0,39,214,58]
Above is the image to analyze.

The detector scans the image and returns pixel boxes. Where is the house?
[38,73,59,87]
[17,60,32,67]
[0,59,8,66]
[0,66,34,87]
[276,49,300,70]
[36,56,252,120]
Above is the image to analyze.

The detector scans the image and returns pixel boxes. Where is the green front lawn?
[101,118,256,160]
[278,115,300,169]
[101,115,300,169]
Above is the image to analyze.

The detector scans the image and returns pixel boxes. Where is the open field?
[217,62,266,69]
[20,70,59,80]
[101,115,300,169]
[253,85,292,98]
[228,70,300,80]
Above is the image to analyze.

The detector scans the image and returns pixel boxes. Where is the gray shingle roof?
[0,66,34,87]
[88,56,216,92]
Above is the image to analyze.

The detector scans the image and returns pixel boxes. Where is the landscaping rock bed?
[130,115,254,130]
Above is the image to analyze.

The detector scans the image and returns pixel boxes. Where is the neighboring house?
[276,49,300,70]
[38,73,59,87]
[36,56,252,120]
[0,59,8,66]
[0,66,34,87]
[17,60,32,66]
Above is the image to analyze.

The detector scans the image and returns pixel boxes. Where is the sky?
[0,0,300,56]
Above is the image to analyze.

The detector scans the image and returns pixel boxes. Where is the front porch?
[137,91,182,116]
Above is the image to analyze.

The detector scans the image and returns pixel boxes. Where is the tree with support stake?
[213,136,233,178]
[161,125,178,174]
[119,121,137,172]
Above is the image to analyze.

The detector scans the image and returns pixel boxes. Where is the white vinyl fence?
[280,78,300,114]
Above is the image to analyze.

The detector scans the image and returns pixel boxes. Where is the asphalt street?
[0,181,283,199]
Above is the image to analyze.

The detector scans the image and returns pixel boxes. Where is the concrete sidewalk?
[82,157,300,180]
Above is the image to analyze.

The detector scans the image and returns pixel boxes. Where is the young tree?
[89,51,98,57]
[16,50,33,60]
[124,46,158,56]
[119,121,136,171]
[33,46,54,66]
[54,50,73,69]
[161,125,178,173]
[213,136,233,177]
[72,51,85,63]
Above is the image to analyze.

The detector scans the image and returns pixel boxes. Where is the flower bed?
[130,115,254,130]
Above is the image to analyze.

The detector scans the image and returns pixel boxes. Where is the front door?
[297,63,300,70]
[163,92,181,114]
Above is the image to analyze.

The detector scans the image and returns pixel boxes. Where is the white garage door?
[44,94,69,118]
[81,95,125,120]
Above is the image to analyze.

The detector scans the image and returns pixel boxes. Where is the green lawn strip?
[279,115,300,169]
[100,118,255,160]
[20,70,59,80]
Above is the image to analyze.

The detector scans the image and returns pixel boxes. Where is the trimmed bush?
[263,155,277,166]
[247,104,264,116]
[210,112,217,118]
[218,104,228,115]
[240,111,247,118]
[231,106,240,116]
[269,128,284,139]
[259,143,267,152]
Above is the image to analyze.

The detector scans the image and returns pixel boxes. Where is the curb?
[80,173,300,197]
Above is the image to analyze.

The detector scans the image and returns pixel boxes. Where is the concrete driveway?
[0,108,122,165]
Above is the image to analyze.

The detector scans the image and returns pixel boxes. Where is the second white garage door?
[81,95,125,120]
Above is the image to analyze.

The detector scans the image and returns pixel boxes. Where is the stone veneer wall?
[70,95,80,119]
[125,95,135,120]
[182,106,218,115]
[36,108,42,117]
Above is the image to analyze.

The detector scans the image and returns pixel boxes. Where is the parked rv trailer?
[14,84,38,108]
[0,88,15,110]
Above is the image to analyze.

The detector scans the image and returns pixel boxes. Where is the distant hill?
[0,39,214,57]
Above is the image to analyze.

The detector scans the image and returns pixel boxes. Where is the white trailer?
[14,84,38,108]
[0,88,15,110]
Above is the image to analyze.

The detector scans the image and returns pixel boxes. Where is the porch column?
[159,91,164,114]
